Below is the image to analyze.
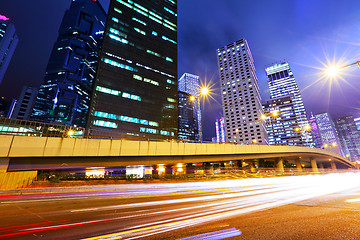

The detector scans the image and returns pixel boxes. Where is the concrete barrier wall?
[0,171,37,190]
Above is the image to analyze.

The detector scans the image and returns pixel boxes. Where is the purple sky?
[1,0,360,140]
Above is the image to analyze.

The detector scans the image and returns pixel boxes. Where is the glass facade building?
[178,91,197,141]
[265,61,312,146]
[309,112,323,148]
[336,115,360,161]
[0,14,18,85]
[217,39,267,144]
[262,96,303,145]
[88,0,178,140]
[12,86,38,120]
[31,0,106,128]
[315,112,344,156]
[178,73,200,141]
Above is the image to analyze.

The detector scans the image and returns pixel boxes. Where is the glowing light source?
[200,87,209,95]
[326,66,340,77]
[190,95,196,101]
[67,130,75,136]
[0,15,9,21]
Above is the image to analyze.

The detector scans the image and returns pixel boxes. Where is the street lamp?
[326,61,360,77]
[261,110,280,144]
[190,87,209,142]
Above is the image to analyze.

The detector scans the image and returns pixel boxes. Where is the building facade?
[88,0,178,139]
[315,112,343,156]
[215,117,225,143]
[12,86,38,120]
[0,14,18,85]
[262,96,303,145]
[178,91,197,141]
[265,61,312,146]
[309,113,323,148]
[31,0,106,128]
[354,117,360,131]
[217,39,267,144]
[336,115,360,161]
[178,73,201,141]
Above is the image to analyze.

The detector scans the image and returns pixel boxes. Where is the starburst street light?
[325,61,360,77]
[189,86,211,142]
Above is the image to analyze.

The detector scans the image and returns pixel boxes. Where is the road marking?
[71,208,99,212]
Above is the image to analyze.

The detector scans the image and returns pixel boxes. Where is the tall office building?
[0,14,18,85]
[215,117,225,143]
[265,61,312,146]
[31,0,106,128]
[178,91,197,141]
[217,39,267,144]
[309,113,323,148]
[315,112,343,155]
[262,96,303,145]
[178,73,201,140]
[336,115,360,161]
[12,86,38,120]
[88,0,178,139]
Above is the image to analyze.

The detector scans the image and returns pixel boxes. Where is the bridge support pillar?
[249,162,256,173]
[295,158,302,172]
[318,162,324,172]
[331,162,337,171]
[0,158,9,173]
[275,158,284,173]
[310,158,319,173]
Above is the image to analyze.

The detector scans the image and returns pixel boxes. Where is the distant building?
[0,14,19,85]
[309,113,323,148]
[217,39,267,144]
[336,115,360,161]
[178,73,201,141]
[178,91,197,141]
[262,96,303,145]
[315,112,343,156]
[88,0,178,139]
[215,117,225,143]
[31,0,106,128]
[12,86,38,120]
[354,117,360,131]
[265,61,312,146]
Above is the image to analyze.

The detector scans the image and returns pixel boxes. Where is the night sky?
[1,0,360,140]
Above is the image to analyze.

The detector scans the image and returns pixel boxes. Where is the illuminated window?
[93,120,117,129]
[134,27,146,35]
[103,58,136,72]
[133,74,142,80]
[112,17,119,23]
[96,86,120,96]
[167,98,176,103]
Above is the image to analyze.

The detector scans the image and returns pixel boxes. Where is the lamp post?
[326,61,360,77]
[190,87,209,142]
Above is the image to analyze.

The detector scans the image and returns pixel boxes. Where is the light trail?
[1,173,360,239]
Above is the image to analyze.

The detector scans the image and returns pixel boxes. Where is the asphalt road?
[1,173,360,239]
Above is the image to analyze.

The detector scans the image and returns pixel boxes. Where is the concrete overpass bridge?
[0,135,355,173]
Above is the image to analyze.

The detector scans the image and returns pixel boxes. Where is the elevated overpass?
[0,135,355,172]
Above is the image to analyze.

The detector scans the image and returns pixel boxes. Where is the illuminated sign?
[0,15,9,21]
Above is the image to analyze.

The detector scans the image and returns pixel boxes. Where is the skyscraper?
[0,14,18,85]
[262,96,303,145]
[217,39,267,144]
[265,61,312,146]
[215,117,225,143]
[178,91,197,141]
[309,113,323,148]
[315,112,343,155]
[178,73,200,141]
[88,0,178,139]
[12,86,38,120]
[31,0,106,128]
[354,117,360,131]
[336,115,360,161]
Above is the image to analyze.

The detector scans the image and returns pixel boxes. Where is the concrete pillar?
[275,158,284,173]
[0,158,9,173]
[295,158,302,172]
[331,162,337,171]
[318,162,324,172]
[310,158,319,173]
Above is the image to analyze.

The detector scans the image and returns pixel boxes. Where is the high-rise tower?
[88,0,178,139]
[336,115,360,161]
[178,73,200,141]
[31,0,106,128]
[217,39,267,144]
[265,61,312,146]
[0,14,18,85]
